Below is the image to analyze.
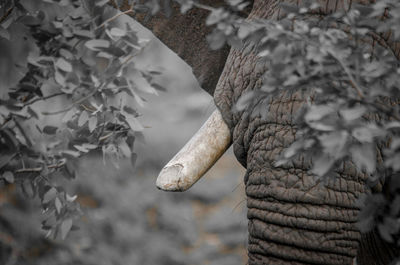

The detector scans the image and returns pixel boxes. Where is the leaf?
[180,1,193,13]
[378,223,393,243]
[390,195,400,216]
[85,39,110,51]
[43,187,57,203]
[73,29,95,38]
[0,153,15,170]
[88,116,97,133]
[2,171,14,183]
[97,51,113,59]
[318,131,348,158]
[78,111,89,127]
[125,115,144,131]
[74,143,97,153]
[59,48,73,60]
[27,107,39,119]
[123,106,137,115]
[350,144,376,174]
[62,108,76,123]
[130,152,137,168]
[74,145,89,153]
[66,193,77,202]
[110,27,126,37]
[0,27,10,40]
[43,126,58,135]
[235,91,255,111]
[119,139,131,157]
[19,15,42,26]
[81,143,97,149]
[206,8,227,25]
[55,71,66,86]
[151,83,166,92]
[312,155,335,176]
[55,197,62,213]
[386,121,400,129]
[207,30,227,50]
[352,127,373,143]
[339,106,366,121]
[62,150,81,158]
[53,21,63,28]
[95,0,109,6]
[55,58,72,72]
[305,105,335,122]
[60,218,73,240]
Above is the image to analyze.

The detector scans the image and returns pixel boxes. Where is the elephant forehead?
[214,42,309,167]
[214,44,267,163]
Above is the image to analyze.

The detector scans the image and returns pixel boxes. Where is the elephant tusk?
[156,109,231,191]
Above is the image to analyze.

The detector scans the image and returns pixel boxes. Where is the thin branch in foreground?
[23,92,65,107]
[15,160,67,173]
[0,6,14,25]
[96,7,135,30]
[329,51,364,99]
[42,89,97,115]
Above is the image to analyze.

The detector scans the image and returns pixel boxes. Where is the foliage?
[0,0,165,240]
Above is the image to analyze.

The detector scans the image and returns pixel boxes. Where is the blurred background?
[0,16,247,265]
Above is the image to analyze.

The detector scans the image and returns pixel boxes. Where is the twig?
[13,117,33,147]
[329,51,364,99]
[96,7,135,30]
[0,116,12,128]
[0,6,13,25]
[121,54,134,65]
[15,160,67,173]
[192,2,214,12]
[99,132,113,141]
[23,92,65,107]
[42,89,97,115]
[80,103,97,112]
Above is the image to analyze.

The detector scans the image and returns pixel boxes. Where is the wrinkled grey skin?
[136,0,399,264]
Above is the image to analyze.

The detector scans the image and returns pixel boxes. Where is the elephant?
[128,0,400,264]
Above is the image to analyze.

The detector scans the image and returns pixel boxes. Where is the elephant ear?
[120,0,230,96]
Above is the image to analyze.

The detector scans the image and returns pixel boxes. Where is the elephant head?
[133,1,399,264]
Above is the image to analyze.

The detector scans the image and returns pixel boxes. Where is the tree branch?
[0,6,13,25]
[329,51,364,99]
[96,7,135,30]
[42,89,97,115]
[15,159,67,173]
[23,92,65,107]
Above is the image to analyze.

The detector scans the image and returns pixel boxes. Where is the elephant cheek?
[244,125,368,265]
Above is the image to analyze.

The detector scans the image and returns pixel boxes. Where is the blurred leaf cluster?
[0,0,165,241]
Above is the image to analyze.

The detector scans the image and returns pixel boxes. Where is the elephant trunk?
[245,162,364,264]
[239,92,368,265]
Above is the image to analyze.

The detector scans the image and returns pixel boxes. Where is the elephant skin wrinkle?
[157,109,231,191]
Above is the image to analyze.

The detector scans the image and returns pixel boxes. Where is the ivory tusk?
[156,109,231,191]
